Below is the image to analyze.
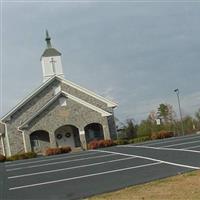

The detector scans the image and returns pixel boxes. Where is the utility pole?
[174,88,184,136]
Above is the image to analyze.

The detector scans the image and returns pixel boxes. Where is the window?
[53,85,61,95]
[59,97,67,106]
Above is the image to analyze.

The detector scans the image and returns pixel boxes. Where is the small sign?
[156,119,161,125]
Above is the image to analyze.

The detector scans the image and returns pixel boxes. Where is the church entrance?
[30,130,50,153]
[55,125,81,148]
[84,123,104,143]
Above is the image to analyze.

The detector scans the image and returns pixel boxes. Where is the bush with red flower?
[88,139,115,149]
[45,146,71,156]
[151,130,174,140]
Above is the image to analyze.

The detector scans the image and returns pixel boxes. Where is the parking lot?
[1,133,200,200]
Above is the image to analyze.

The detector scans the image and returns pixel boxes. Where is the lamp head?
[174,88,179,93]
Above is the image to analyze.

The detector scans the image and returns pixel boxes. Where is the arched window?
[30,130,50,153]
[84,123,104,143]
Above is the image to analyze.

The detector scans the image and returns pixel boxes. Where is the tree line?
[117,104,200,139]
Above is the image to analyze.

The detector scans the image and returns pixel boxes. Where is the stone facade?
[2,79,60,155]
[0,77,117,156]
[23,97,111,152]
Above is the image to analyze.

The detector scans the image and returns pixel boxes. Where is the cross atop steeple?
[41,31,64,82]
[45,30,52,48]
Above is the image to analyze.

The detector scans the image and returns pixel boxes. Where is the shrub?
[45,146,71,156]
[0,154,6,162]
[88,140,99,149]
[129,136,150,144]
[88,139,115,149]
[22,152,37,159]
[6,152,37,161]
[114,139,129,145]
[151,131,174,140]
[151,132,158,140]
[60,146,72,154]
[45,148,61,156]
[104,139,115,147]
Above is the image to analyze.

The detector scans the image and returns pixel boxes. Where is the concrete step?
[71,147,83,153]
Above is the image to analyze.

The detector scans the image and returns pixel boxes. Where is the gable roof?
[19,91,112,129]
[41,48,61,58]
[1,76,117,122]
[62,91,112,117]
[59,76,117,108]
[1,75,57,122]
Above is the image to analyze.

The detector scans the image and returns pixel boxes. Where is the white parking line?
[9,162,161,190]
[5,152,100,167]
[6,154,116,172]
[163,140,200,148]
[123,145,200,153]
[137,134,200,146]
[9,156,136,179]
[139,134,190,146]
[184,145,200,150]
[95,149,200,170]
[142,135,200,147]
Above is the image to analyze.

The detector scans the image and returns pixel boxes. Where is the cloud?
[1,3,200,123]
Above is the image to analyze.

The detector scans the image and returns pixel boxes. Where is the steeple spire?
[41,31,64,82]
[45,30,52,48]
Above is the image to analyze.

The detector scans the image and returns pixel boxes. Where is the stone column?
[102,118,111,140]
[22,132,27,153]
[24,133,32,152]
[0,133,5,156]
[49,132,57,148]
[79,130,87,150]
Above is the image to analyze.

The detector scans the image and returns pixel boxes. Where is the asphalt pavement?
[1,133,200,200]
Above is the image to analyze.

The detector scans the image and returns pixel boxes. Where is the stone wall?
[107,115,117,140]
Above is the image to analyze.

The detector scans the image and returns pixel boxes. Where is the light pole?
[174,88,184,136]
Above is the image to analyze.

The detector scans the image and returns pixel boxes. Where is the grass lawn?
[89,170,200,200]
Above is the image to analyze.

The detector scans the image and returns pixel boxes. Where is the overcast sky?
[1,1,200,123]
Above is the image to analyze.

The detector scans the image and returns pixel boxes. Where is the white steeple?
[41,30,65,82]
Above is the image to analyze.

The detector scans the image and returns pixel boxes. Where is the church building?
[0,31,117,156]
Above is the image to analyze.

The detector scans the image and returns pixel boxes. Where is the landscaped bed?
[0,132,176,161]
[0,146,72,162]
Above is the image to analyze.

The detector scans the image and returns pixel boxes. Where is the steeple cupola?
[41,30,64,82]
